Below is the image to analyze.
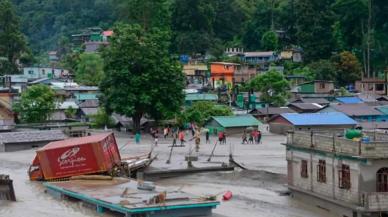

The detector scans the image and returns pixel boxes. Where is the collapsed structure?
[285,130,388,217]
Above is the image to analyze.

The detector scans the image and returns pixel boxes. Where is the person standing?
[179,130,185,146]
[154,131,159,146]
[218,131,223,144]
[172,132,177,147]
[257,130,262,144]
[163,127,168,139]
[135,131,141,144]
[206,131,210,144]
[222,132,227,144]
[249,132,254,144]
[242,130,247,144]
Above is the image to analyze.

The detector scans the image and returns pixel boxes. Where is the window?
[301,160,308,178]
[319,82,326,89]
[42,69,45,75]
[317,160,326,183]
[28,70,33,75]
[339,164,351,189]
[376,84,384,91]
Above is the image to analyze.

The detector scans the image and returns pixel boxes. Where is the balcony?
[286,131,388,159]
[362,192,388,211]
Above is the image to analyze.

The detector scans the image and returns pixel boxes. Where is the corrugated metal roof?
[244,51,274,57]
[331,103,382,116]
[40,133,112,150]
[0,130,67,144]
[251,107,295,115]
[336,97,363,104]
[185,94,218,101]
[75,93,98,101]
[288,103,323,110]
[210,115,261,128]
[80,107,98,116]
[280,112,357,126]
[376,106,388,115]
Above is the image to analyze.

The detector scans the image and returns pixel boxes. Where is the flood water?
[0,134,331,217]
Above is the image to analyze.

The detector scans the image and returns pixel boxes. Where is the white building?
[286,131,388,217]
[23,67,69,80]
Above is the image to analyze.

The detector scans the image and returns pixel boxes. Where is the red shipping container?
[29,133,121,181]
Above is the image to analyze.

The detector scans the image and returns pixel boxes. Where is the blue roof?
[280,112,357,126]
[336,97,363,104]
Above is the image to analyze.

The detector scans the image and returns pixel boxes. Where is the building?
[210,62,240,89]
[249,107,295,121]
[0,91,15,131]
[355,78,386,95]
[183,64,209,86]
[285,130,388,217]
[321,103,386,122]
[205,115,261,135]
[48,51,59,62]
[288,103,324,113]
[268,112,357,134]
[280,48,303,62]
[185,93,218,106]
[1,75,28,93]
[23,67,69,80]
[78,99,99,122]
[241,51,277,65]
[294,80,335,94]
[0,130,67,152]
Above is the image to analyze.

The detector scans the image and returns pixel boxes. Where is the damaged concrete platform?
[44,178,219,217]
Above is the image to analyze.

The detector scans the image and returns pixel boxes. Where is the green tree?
[90,108,114,128]
[308,59,337,81]
[100,24,185,132]
[332,51,362,86]
[115,0,171,31]
[180,101,232,127]
[248,70,289,106]
[75,53,104,86]
[0,0,27,74]
[13,84,56,123]
[295,0,335,62]
[64,106,76,119]
[261,31,279,50]
[171,0,216,55]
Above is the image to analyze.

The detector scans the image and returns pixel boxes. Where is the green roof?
[185,94,218,101]
[209,115,261,128]
[75,93,98,101]
[376,106,388,115]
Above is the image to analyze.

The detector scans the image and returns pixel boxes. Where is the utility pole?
[367,0,372,78]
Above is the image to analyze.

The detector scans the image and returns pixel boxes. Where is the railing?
[287,131,388,158]
[362,192,388,211]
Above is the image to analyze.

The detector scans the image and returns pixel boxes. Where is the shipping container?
[29,133,121,181]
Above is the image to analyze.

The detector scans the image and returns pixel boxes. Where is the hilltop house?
[294,80,335,95]
[23,67,69,80]
[241,51,277,65]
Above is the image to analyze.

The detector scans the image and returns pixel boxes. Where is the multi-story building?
[285,130,388,217]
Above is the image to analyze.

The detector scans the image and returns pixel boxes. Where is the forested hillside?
[8,0,388,73]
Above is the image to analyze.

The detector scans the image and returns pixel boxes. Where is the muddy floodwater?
[0,132,331,217]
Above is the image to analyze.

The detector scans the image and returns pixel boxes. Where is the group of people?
[242,129,262,144]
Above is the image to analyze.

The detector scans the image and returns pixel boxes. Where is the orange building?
[210,62,240,89]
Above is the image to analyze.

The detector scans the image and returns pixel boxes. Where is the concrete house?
[241,51,277,65]
[205,115,261,135]
[285,130,388,217]
[249,107,295,121]
[295,80,335,94]
[23,67,69,80]
[268,112,357,134]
